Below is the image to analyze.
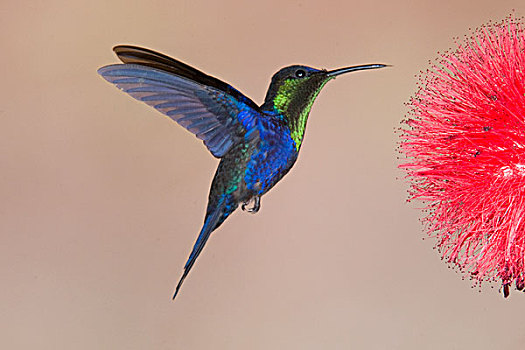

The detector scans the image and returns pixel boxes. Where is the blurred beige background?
[2,0,525,349]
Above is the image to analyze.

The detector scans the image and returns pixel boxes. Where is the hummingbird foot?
[241,196,260,214]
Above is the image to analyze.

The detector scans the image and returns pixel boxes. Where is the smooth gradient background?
[2,1,525,349]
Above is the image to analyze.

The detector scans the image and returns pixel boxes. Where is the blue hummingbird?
[98,45,387,299]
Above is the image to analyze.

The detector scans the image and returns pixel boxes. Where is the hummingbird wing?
[98,48,260,158]
[112,45,260,111]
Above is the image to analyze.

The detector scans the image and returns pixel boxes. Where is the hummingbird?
[98,45,387,299]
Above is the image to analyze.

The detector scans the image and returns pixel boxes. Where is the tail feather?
[172,199,230,299]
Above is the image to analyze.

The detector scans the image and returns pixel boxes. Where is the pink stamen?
[399,14,525,297]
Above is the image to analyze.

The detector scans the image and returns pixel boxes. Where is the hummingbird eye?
[295,69,306,78]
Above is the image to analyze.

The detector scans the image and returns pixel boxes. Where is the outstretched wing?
[98,47,260,158]
[113,45,260,109]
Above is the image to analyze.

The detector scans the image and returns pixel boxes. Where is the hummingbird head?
[261,63,387,150]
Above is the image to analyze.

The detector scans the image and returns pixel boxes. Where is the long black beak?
[326,64,389,77]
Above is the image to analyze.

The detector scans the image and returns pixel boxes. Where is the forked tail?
[172,197,234,299]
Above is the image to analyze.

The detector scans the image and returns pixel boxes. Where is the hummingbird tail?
[172,197,235,299]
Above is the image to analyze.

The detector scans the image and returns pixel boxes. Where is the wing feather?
[98,63,261,157]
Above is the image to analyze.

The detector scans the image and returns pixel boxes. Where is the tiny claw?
[241,196,260,214]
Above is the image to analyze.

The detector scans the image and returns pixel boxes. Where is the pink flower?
[400,14,525,297]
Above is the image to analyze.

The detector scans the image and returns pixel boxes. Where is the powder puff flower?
[400,15,525,297]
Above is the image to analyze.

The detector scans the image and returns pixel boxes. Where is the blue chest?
[244,117,298,195]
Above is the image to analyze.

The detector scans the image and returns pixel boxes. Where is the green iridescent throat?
[273,78,330,150]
